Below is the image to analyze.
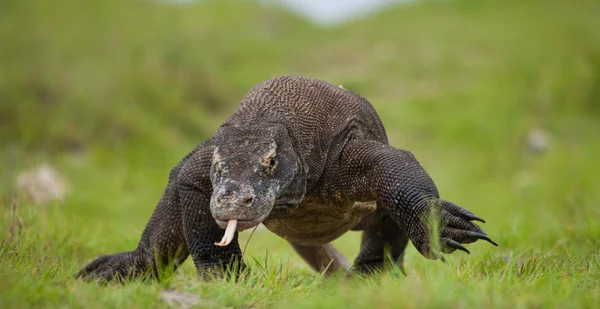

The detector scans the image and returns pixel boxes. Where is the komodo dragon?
[76,75,497,282]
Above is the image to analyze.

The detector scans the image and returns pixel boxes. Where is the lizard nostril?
[216,197,223,205]
[244,195,255,205]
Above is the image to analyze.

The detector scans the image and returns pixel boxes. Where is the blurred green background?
[1,0,599,308]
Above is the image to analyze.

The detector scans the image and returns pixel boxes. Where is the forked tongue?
[214,219,238,246]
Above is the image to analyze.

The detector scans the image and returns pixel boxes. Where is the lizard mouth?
[214,218,263,246]
[215,218,262,231]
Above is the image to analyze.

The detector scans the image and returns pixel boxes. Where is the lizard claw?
[433,248,446,262]
[438,251,446,263]
[442,238,470,254]
[409,198,497,261]
[466,231,498,246]
[440,199,485,223]
[464,213,486,223]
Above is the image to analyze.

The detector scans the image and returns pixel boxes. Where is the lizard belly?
[262,201,377,246]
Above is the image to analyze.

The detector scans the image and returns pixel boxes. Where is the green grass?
[1,0,599,308]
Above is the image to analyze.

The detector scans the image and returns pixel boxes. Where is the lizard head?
[209,124,306,236]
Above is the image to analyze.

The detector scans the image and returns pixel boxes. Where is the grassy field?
[1,0,599,308]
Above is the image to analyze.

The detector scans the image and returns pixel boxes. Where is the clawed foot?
[412,199,498,261]
[75,251,152,284]
[350,260,407,277]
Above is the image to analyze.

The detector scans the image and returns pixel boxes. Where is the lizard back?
[223,75,389,190]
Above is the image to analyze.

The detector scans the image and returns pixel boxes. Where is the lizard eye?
[262,154,277,175]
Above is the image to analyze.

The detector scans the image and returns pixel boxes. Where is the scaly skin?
[76,76,497,283]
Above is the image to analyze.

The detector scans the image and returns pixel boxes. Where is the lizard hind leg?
[290,242,350,276]
[351,215,409,276]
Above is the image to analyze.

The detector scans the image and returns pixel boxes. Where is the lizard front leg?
[76,164,191,283]
[177,159,245,278]
[75,141,242,283]
[339,140,497,262]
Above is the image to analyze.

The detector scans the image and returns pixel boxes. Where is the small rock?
[160,290,201,309]
[526,128,550,154]
[16,164,66,206]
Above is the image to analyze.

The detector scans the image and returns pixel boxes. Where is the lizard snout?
[211,181,267,223]
[214,192,256,208]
